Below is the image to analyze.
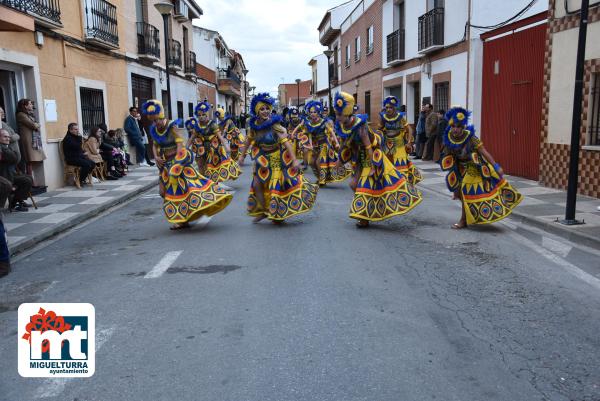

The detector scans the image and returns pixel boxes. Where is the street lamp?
[155,1,173,119]
[242,68,249,115]
[323,49,334,118]
[295,78,301,109]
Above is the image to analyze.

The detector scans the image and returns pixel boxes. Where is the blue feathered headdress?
[195,101,212,116]
[250,92,275,115]
[185,117,200,132]
[383,96,399,109]
[305,100,322,114]
[445,106,471,127]
[141,99,164,120]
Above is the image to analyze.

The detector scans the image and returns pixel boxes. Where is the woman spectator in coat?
[103,130,127,176]
[16,99,46,177]
[84,127,118,180]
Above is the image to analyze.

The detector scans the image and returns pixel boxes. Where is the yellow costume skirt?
[457,162,523,225]
[384,135,422,184]
[160,148,232,224]
[247,148,318,221]
[350,149,422,221]
[193,136,242,183]
[313,140,352,185]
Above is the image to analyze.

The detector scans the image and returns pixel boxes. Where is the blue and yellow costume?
[244,93,318,221]
[141,100,232,224]
[303,100,351,185]
[441,107,522,225]
[378,96,422,184]
[214,107,245,160]
[334,92,422,222]
[187,101,241,183]
[285,107,310,160]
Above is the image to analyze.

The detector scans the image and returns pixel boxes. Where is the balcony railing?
[173,0,188,21]
[84,0,119,48]
[418,7,444,53]
[168,39,182,69]
[137,22,160,61]
[387,29,405,64]
[184,51,197,76]
[0,0,62,28]
[218,70,241,85]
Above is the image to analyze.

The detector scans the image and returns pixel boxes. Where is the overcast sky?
[192,0,345,96]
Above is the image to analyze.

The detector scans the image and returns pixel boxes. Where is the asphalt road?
[1,167,599,401]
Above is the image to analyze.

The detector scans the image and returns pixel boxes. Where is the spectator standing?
[433,110,448,163]
[422,103,439,161]
[414,105,427,159]
[136,114,154,166]
[0,128,33,211]
[16,99,46,177]
[62,123,95,187]
[124,106,148,166]
[0,216,9,277]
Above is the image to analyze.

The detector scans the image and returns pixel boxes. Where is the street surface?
[1,169,599,401]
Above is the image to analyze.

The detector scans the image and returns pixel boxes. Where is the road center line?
[144,251,183,279]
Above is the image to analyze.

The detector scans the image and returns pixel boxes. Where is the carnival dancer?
[440,106,522,229]
[238,93,318,223]
[187,101,241,183]
[300,100,351,186]
[378,96,422,184]
[286,107,310,167]
[141,100,232,230]
[321,105,331,121]
[214,107,245,160]
[334,92,422,227]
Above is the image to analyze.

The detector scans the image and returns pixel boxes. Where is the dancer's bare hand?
[155,156,165,168]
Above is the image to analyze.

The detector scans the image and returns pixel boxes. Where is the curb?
[418,181,600,251]
[8,178,158,257]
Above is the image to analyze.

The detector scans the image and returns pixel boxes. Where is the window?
[188,102,194,118]
[434,82,449,113]
[366,26,374,55]
[354,36,361,61]
[589,73,600,146]
[333,46,339,79]
[79,87,105,136]
[393,1,405,30]
[365,91,371,120]
[345,44,351,67]
[177,101,184,120]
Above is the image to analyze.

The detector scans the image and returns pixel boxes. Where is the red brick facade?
[540,1,600,198]
[339,1,383,119]
[196,82,217,107]
[279,80,312,107]
[196,63,216,84]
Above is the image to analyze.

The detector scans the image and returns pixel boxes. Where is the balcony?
[168,39,182,71]
[84,0,118,49]
[318,16,340,46]
[173,0,188,22]
[387,29,405,65]
[418,8,444,53]
[137,22,160,62]
[0,0,62,29]
[217,70,241,97]
[184,50,196,78]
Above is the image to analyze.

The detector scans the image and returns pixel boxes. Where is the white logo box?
[18,303,95,378]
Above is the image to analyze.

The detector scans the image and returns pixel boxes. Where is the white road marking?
[144,251,183,279]
[140,193,161,199]
[504,229,600,291]
[33,327,115,399]
[542,236,573,258]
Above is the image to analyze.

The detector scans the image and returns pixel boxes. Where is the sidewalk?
[412,159,600,250]
[2,166,158,256]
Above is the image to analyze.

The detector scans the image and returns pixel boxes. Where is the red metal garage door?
[481,18,546,180]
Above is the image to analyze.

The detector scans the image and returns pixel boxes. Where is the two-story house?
[0,0,130,189]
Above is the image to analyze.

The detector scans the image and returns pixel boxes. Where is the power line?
[468,0,539,30]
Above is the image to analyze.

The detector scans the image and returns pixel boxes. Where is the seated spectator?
[115,128,133,166]
[62,123,95,187]
[84,127,118,180]
[0,128,33,211]
[103,130,128,176]
[0,107,21,176]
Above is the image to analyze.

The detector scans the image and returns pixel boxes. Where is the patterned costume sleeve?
[273,123,287,138]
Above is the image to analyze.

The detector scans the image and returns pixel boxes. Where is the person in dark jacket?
[434,109,448,163]
[124,106,148,166]
[0,128,33,211]
[62,123,95,186]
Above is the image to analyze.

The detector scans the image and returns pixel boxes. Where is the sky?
[192,0,346,96]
